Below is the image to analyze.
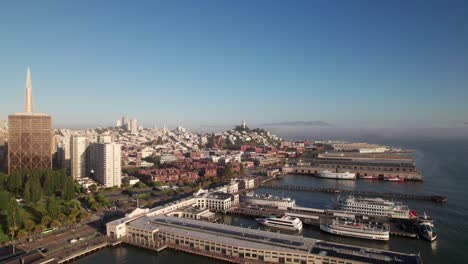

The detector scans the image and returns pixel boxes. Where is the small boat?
[320,218,390,241]
[256,214,303,231]
[418,213,437,242]
[385,176,405,182]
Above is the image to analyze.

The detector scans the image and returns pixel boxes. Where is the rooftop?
[136,216,422,264]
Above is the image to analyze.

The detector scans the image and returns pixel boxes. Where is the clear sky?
[1,0,467,138]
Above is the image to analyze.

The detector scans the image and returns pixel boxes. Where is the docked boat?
[385,176,405,182]
[317,170,356,180]
[320,218,389,241]
[242,193,296,209]
[256,215,303,231]
[418,213,437,242]
[337,196,417,219]
[360,175,380,180]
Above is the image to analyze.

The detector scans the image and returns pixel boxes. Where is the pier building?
[284,153,422,181]
[123,215,422,264]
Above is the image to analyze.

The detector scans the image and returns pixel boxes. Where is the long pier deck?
[260,184,448,203]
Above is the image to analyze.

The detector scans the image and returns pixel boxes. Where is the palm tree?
[41,215,52,229]
[24,220,35,238]
[51,220,62,230]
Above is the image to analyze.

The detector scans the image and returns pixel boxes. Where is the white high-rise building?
[94,143,122,187]
[130,118,138,134]
[71,135,88,179]
[116,119,122,128]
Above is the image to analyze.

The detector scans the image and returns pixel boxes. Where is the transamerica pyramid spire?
[24,66,34,113]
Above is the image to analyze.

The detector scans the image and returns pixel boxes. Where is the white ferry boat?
[256,215,303,231]
[337,196,417,219]
[317,170,356,180]
[242,193,296,209]
[418,213,437,242]
[320,219,390,241]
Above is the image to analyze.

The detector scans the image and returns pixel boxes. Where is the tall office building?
[8,67,52,174]
[115,119,122,128]
[94,142,121,187]
[70,135,88,179]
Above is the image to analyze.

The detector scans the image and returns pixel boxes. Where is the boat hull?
[320,225,389,241]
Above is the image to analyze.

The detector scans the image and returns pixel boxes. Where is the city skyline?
[1,1,468,139]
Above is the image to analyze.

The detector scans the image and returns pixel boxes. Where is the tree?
[239,164,246,176]
[7,171,23,195]
[46,196,62,218]
[34,225,44,238]
[6,198,21,231]
[68,208,80,224]
[0,173,8,191]
[0,191,11,211]
[223,164,233,178]
[41,215,52,229]
[62,178,75,201]
[51,220,62,230]
[24,219,35,237]
[24,175,43,203]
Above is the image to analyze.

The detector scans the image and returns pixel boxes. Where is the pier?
[115,215,422,264]
[260,184,448,203]
[226,205,420,238]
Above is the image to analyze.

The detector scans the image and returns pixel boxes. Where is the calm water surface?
[75,139,468,264]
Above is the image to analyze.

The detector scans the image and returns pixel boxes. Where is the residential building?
[94,142,122,187]
[71,135,89,179]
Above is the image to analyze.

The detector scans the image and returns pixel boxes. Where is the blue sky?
[0,0,467,138]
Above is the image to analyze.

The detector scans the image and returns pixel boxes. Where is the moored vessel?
[242,193,296,209]
[360,175,380,180]
[418,212,437,242]
[337,196,417,219]
[256,214,303,231]
[320,218,390,241]
[317,170,356,180]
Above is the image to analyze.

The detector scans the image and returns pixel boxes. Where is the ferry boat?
[256,215,303,231]
[320,218,390,241]
[317,170,356,180]
[242,193,296,209]
[337,196,417,219]
[385,176,405,182]
[418,213,437,242]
